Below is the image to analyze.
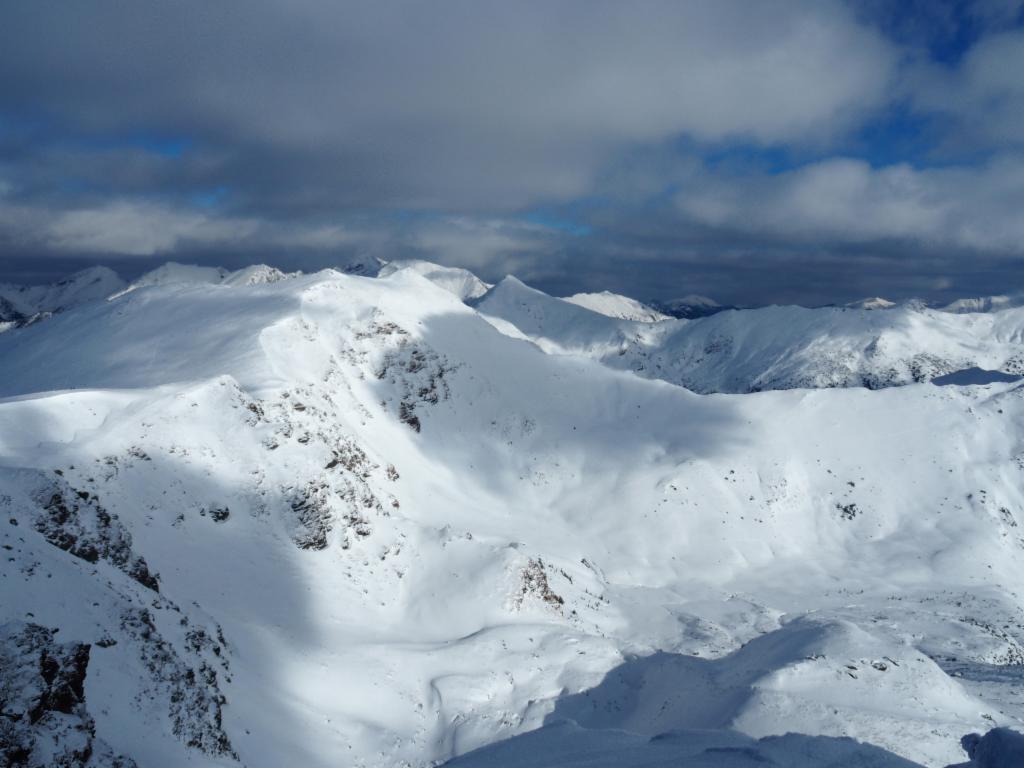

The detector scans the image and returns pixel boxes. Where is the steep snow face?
[0,266,126,325]
[478,279,1024,393]
[562,291,670,322]
[476,275,678,358]
[378,259,491,301]
[2,268,1024,767]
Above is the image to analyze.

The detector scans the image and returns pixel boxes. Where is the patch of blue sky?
[697,142,804,176]
[79,133,193,158]
[0,112,193,158]
[191,186,228,208]
[855,0,1024,65]
[523,210,592,236]
[684,104,978,176]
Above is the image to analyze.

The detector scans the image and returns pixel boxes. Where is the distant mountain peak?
[562,291,669,323]
[0,264,127,327]
[650,295,728,319]
[378,259,490,301]
[109,262,300,300]
[940,294,1024,314]
[846,297,896,310]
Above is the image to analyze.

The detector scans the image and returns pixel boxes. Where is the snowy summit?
[562,291,670,322]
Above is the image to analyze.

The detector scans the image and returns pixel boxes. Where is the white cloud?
[48,203,260,255]
[411,218,554,273]
[677,155,1024,253]
[911,29,1024,146]
[265,224,365,250]
[0,200,382,257]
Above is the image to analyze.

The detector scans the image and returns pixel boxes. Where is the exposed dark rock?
[0,621,138,768]
[203,506,230,523]
[836,502,860,521]
[518,558,564,609]
[375,340,457,433]
[289,483,332,550]
[32,485,160,592]
[118,609,236,760]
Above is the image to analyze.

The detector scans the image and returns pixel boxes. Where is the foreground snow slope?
[2,269,1024,767]
[477,275,1024,393]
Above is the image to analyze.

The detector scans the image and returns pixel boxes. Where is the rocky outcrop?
[0,622,137,768]
[32,482,159,592]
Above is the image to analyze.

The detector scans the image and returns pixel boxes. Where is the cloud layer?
[2,0,1024,304]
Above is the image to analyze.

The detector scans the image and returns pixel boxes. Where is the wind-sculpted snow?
[476,275,1024,393]
[2,268,1024,766]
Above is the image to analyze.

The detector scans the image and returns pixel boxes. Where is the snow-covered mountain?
[477,276,1024,394]
[941,294,1024,314]
[0,266,126,329]
[562,290,669,322]
[847,296,897,310]
[0,263,306,332]
[476,275,659,354]
[651,294,728,319]
[378,258,491,301]
[109,262,298,299]
[1,265,1023,767]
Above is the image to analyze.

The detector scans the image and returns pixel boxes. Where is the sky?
[3,0,1024,306]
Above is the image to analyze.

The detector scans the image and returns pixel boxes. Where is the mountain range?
[2,260,1023,767]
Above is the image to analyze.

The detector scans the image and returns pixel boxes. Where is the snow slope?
[2,269,1024,767]
[563,291,670,322]
[477,276,1024,393]
[108,262,297,299]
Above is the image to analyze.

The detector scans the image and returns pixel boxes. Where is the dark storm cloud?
[1,0,1024,304]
